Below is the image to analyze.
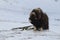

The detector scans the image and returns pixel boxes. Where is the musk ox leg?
[43,23,49,30]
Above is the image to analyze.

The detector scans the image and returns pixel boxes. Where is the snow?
[0,0,60,40]
[0,30,60,40]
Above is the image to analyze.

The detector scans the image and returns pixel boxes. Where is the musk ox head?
[31,8,43,20]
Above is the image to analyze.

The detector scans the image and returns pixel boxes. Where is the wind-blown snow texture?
[0,0,60,40]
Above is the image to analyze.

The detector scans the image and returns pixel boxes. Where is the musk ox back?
[29,8,49,31]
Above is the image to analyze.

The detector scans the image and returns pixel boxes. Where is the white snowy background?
[0,0,60,40]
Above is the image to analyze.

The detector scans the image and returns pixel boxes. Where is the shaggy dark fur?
[29,8,49,31]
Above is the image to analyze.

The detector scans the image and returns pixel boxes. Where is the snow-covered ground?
[0,0,60,40]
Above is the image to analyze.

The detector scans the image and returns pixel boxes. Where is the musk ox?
[29,8,49,31]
